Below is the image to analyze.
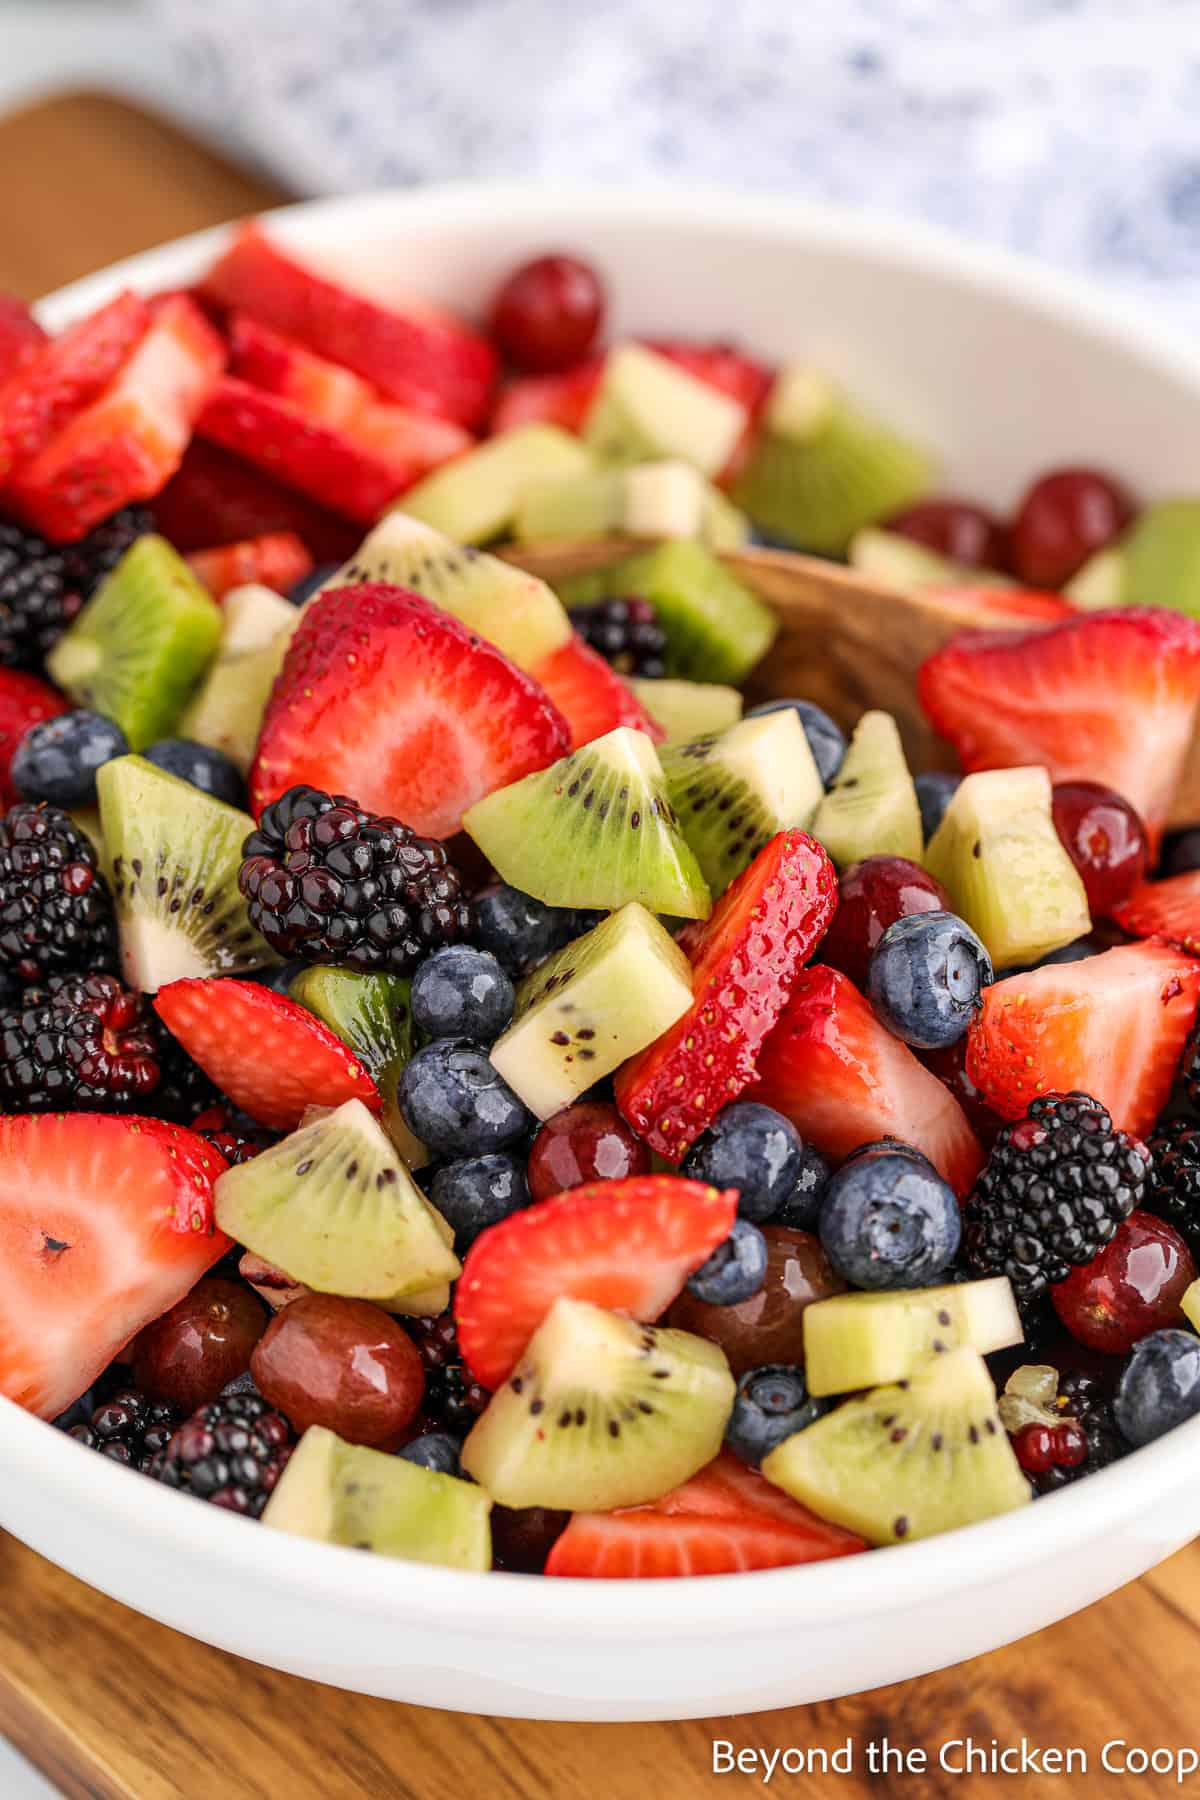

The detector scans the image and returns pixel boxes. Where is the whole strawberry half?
[0,668,68,808]
[614,830,837,1162]
[917,607,1200,852]
[249,583,570,837]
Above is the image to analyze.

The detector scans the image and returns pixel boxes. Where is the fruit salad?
[2,228,1200,1581]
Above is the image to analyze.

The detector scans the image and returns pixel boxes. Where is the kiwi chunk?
[592,540,777,685]
[1114,499,1200,616]
[803,1279,1023,1397]
[662,711,823,896]
[489,903,693,1119]
[733,367,933,555]
[1182,1279,1200,1333]
[399,423,594,545]
[463,725,711,919]
[215,1097,460,1301]
[329,511,570,669]
[514,461,750,548]
[763,1346,1031,1545]
[811,710,922,868]
[96,753,275,990]
[849,527,1012,592]
[179,583,299,774]
[583,343,747,478]
[630,677,743,744]
[46,535,222,749]
[287,965,426,1168]
[264,1425,491,1569]
[924,766,1091,969]
[461,1297,734,1510]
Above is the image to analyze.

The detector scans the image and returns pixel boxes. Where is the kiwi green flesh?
[1118,500,1200,616]
[763,1347,1031,1546]
[180,597,298,775]
[263,1426,491,1569]
[662,711,822,896]
[630,677,743,744]
[461,1298,735,1511]
[46,535,221,750]
[214,1097,459,1301]
[96,753,276,990]
[489,902,694,1119]
[399,423,594,545]
[599,541,777,686]
[811,709,922,868]
[803,1279,1023,1397]
[924,766,1091,970]
[462,726,711,918]
[288,966,428,1167]
[583,345,745,478]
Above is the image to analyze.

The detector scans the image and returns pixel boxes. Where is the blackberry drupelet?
[0,972,161,1111]
[0,801,116,983]
[191,1103,275,1166]
[0,506,152,668]
[151,1028,221,1124]
[405,1311,490,1430]
[61,1386,183,1472]
[62,504,154,594]
[149,1390,296,1516]
[568,597,667,678]
[964,1092,1149,1301]
[240,785,475,974]
[1146,1118,1200,1259]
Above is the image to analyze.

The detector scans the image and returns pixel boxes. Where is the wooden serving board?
[1,90,1198,1800]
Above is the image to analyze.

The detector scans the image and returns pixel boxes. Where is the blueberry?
[867,910,992,1050]
[772,1144,831,1231]
[397,1431,463,1475]
[12,708,128,807]
[411,945,514,1042]
[473,881,586,977]
[844,1136,933,1168]
[289,563,339,606]
[914,771,960,844]
[219,1371,262,1399]
[250,959,306,995]
[686,1219,769,1305]
[1114,1330,1200,1447]
[681,1100,807,1222]
[724,1364,829,1466]
[143,737,245,807]
[430,1151,530,1247]
[819,1149,961,1289]
[1160,828,1200,879]
[746,699,846,787]
[397,1037,531,1155]
[52,1387,98,1433]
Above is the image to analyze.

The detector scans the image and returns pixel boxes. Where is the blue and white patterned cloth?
[155,0,1200,318]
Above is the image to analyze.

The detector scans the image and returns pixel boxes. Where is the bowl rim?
[12,181,1200,1630]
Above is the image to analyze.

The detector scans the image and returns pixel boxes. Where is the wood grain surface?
[1,89,1198,1800]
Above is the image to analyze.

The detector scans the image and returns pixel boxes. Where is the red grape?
[133,1278,268,1411]
[1052,1212,1197,1354]
[1009,467,1134,589]
[887,498,1007,570]
[527,1100,650,1202]
[666,1226,845,1375]
[819,855,951,990]
[251,1293,425,1445]
[1051,780,1148,917]
[490,254,606,372]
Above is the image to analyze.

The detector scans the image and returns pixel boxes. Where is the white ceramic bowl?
[4,187,1200,1722]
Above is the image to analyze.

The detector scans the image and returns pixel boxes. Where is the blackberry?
[191,1102,275,1167]
[405,1311,490,1431]
[964,1092,1149,1301]
[0,506,151,668]
[1170,1022,1200,1121]
[0,801,116,983]
[63,505,154,594]
[61,1386,183,1473]
[568,597,667,679]
[149,1390,296,1517]
[1146,1118,1200,1259]
[1000,1364,1129,1495]
[152,1026,221,1124]
[240,785,475,974]
[0,972,161,1111]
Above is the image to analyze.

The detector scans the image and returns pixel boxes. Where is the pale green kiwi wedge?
[327,511,570,669]
[398,423,594,544]
[763,1346,1031,1545]
[47,535,222,749]
[583,343,747,478]
[461,1297,735,1510]
[96,753,276,990]
[803,1279,1024,1397]
[489,903,693,1119]
[179,583,299,774]
[662,710,823,896]
[287,966,427,1168]
[588,540,777,685]
[629,677,743,743]
[463,725,711,918]
[849,527,1013,591]
[263,1426,491,1570]
[924,766,1091,970]
[215,1097,459,1301]
[811,710,922,868]
[1114,499,1200,616]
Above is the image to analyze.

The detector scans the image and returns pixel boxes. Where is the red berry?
[1051,1211,1198,1354]
[527,1101,650,1202]
[1055,1420,1088,1467]
[1051,781,1148,917]
[132,1277,268,1412]
[1014,1422,1057,1474]
[250,1293,425,1446]
[490,254,606,373]
[887,498,1007,571]
[819,855,951,991]
[666,1225,845,1375]
[1009,467,1134,589]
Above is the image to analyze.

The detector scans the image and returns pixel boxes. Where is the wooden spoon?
[504,536,1200,832]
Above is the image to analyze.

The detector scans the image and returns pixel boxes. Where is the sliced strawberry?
[0,668,68,808]
[0,291,151,485]
[752,966,984,1196]
[153,978,379,1131]
[4,296,226,543]
[545,1452,864,1577]
[489,360,603,436]
[250,583,569,837]
[201,223,498,426]
[614,831,837,1162]
[185,531,313,600]
[918,609,1200,853]
[1112,873,1200,954]
[0,1113,230,1419]
[150,439,359,563]
[0,295,47,383]
[964,940,1200,1137]
[924,585,1072,623]
[455,1174,737,1390]
[529,634,665,748]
